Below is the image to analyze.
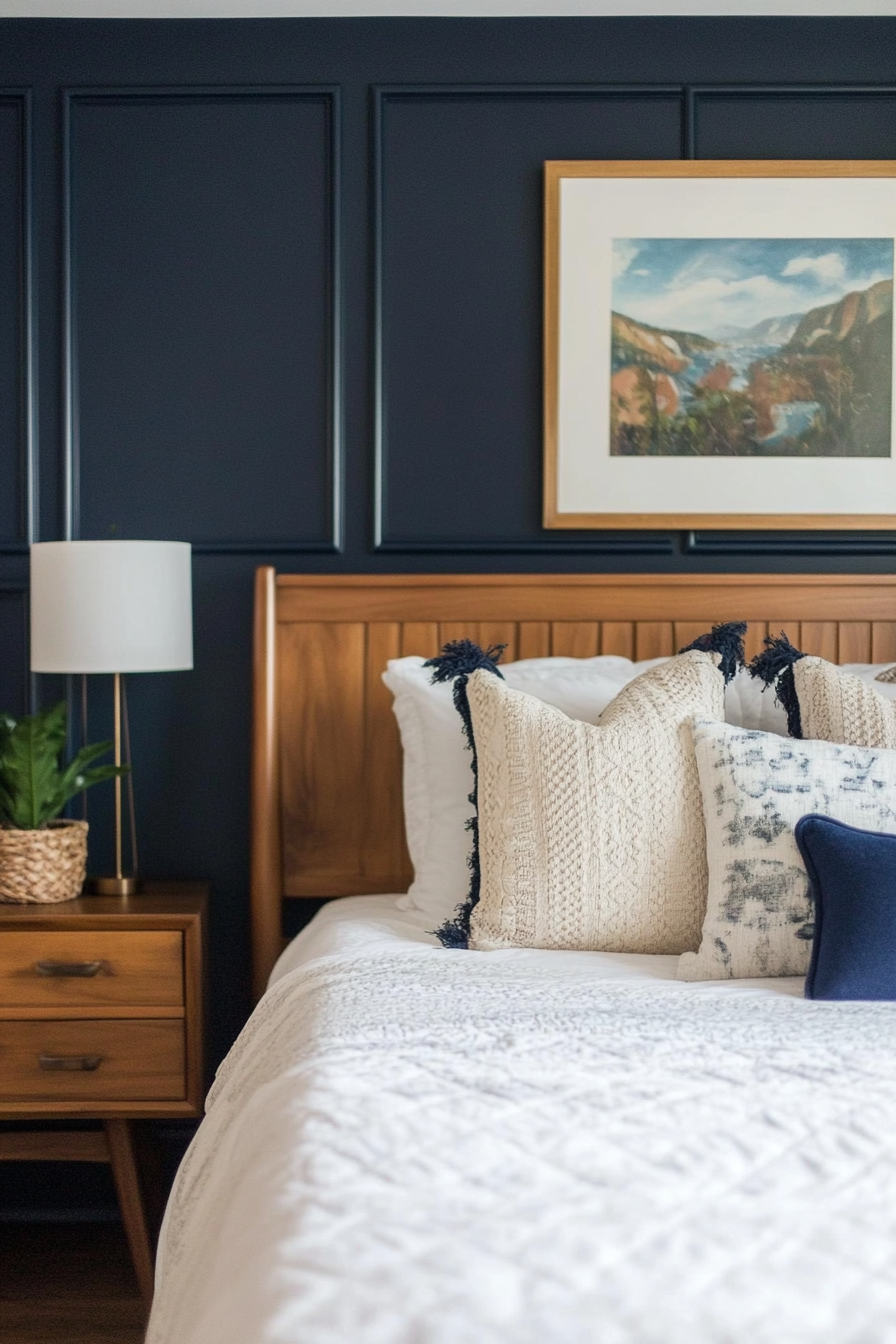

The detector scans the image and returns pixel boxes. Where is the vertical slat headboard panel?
[873,624,896,662]
[251,572,896,997]
[279,621,369,892]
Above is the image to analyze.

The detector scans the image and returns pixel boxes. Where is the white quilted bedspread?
[148,940,896,1344]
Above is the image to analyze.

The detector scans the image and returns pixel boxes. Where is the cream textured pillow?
[793,657,896,748]
[461,650,725,954]
[384,636,761,926]
[679,717,896,981]
[382,653,669,922]
[751,634,896,747]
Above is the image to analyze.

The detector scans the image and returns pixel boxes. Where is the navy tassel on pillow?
[423,640,506,948]
[748,632,805,738]
[678,620,747,685]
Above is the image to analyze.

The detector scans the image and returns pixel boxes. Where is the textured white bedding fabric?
[148,897,896,1344]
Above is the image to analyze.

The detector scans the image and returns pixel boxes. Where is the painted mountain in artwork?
[712,313,805,345]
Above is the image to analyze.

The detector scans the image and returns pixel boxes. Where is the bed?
[147,571,896,1344]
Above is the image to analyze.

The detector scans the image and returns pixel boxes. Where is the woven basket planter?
[0,819,88,904]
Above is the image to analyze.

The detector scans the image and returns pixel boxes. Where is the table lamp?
[29,540,193,895]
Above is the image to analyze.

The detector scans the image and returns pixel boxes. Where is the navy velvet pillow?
[794,814,896,1001]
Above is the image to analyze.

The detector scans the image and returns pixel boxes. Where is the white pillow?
[724,667,788,736]
[679,716,896,981]
[841,665,896,700]
[382,654,667,922]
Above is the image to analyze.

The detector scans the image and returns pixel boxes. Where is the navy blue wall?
[1,18,896,1079]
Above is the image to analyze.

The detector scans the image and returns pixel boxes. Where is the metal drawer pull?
[38,1053,103,1072]
[34,960,104,978]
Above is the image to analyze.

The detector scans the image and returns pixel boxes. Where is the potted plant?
[0,702,128,903]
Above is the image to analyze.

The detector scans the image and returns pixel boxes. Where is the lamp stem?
[86,672,139,897]
[121,675,138,875]
[80,674,89,822]
[114,671,122,881]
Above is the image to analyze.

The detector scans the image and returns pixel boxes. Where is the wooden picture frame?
[543,160,896,530]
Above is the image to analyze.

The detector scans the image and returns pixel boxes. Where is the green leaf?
[0,780,18,826]
[77,764,129,789]
[56,740,116,799]
[0,713,62,827]
[0,702,130,829]
[53,749,128,820]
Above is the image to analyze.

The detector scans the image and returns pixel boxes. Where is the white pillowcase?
[725,668,787,736]
[840,665,896,702]
[382,654,667,922]
[679,716,896,981]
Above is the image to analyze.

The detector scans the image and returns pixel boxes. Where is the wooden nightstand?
[0,881,207,1305]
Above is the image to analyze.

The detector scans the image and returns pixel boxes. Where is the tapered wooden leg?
[105,1119,155,1307]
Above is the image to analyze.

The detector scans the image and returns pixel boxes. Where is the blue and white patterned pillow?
[678,717,896,980]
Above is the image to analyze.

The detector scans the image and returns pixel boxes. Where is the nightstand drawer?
[0,1020,185,1101]
[0,931,183,1008]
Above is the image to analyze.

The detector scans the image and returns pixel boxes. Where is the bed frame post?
[251,565,283,1001]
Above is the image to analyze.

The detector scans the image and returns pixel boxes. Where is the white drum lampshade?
[30,541,193,675]
[29,540,193,896]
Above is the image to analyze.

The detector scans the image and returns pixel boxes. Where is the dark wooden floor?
[0,1223,145,1344]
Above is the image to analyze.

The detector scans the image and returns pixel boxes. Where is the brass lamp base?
[84,672,142,900]
[86,875,142,897]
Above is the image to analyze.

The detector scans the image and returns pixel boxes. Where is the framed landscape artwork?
[543,160,896,529]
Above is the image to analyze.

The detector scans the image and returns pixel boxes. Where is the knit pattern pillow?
[465,650,725,954]
[794,657,896,748]
[751,634,896,747]
[679,717,896,981]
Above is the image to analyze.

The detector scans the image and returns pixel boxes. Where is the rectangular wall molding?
[371,83,683,555]
[62,86,343,554]
[687,83,896,160]
[371,80,896,557]
[0,91,35,554]
[0,585,31,715]
[376,537,676,554]
[373,79,896,556]
[686,532,896,556]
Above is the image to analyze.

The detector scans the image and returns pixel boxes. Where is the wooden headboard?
[250,568,896,997]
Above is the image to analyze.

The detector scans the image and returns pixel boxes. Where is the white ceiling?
[0,0,893,15]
